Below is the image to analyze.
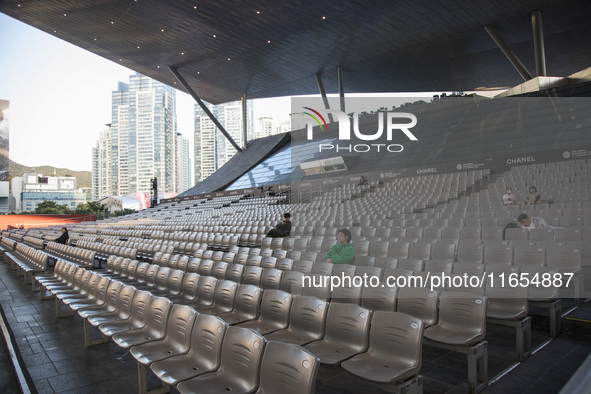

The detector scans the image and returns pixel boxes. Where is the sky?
[0,13,292,173]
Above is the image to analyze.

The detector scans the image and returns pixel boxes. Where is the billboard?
[0,100,8,181]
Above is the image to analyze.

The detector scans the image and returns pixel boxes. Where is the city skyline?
[0,13,291,174]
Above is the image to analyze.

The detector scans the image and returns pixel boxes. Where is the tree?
[34,201,73,214]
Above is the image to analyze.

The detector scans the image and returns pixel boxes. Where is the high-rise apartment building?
[111,73,176,194]
[194,101,253,183]
[92,125,112,201]
[93,73,190,201]
[176,133,192,193]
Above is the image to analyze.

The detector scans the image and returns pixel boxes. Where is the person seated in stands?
[55,227,69,244]
[357,176,369,186]
[502,187,517,205]
[266,213,291,238]
[325,228,355,264]
[525,186,541,205]
[517,214,556,230]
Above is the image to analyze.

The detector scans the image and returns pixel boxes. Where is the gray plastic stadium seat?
[260,268,283,290]
[183,276,218,308]
[361,285,397,312]
[243,265,264,287]
[217,284,262,325]
[226,263,245,283]
[331,263,356,278]
[280,271,304,295]
[528,228,554,242]
[150,314,227,386]
[264,296,328,345]
[194,280,238,315]
[112,296,173,349]
[211,261,229,279]
[237,290,293,334]
[457,242,484,265]
[166,272,200,304]
[370,241,390,258]
[78,280,122,319]
[311,261,333,275]
[483,245,513,265]
[431,242,456,262]
[397,287,440,327]
[409,242,431,260]
[424,291,486,346]
[198,259,214,276]
[513,245,545,267]
[505,228,529,241]
[341,311,423,384]
[176,326,266,394]
[294,260,314,274]
[87,284,136,327]
[396,258,424,272]
[130,304,197,365]
[304,303,371,364]
[254,341,319,394]
[99,290,153,337]
[275,258,294,271]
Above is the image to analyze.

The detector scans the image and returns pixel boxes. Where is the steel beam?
[532,10,547,77]
[168,66,242,152]
[484,25,533,81]
[337,66,345,112]
[241,93,248,149]
[315,73,334,123]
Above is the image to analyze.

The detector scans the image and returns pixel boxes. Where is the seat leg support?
[467,341,488,394]
[83,319,109,347]
[138,363,169,394]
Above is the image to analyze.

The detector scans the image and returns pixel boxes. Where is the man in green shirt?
[325,228,355,264]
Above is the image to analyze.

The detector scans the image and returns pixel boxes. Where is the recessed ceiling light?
[110,21,114,24]
[161,28,165,32]
[213,34,216,38]
[267,40,271,44]
[157,66,160,69]
[194,6,197,9]
[227,58,231,61]
[53,30,57,33]
[63,13,67,16]
[256,11,260,14]
[137,46,140,49]
[94,38,97,41]
[181,52,185,55]
[119,58,122,61]
[322,16,326,20]
[197,71,200,74]
[17,4,21,7]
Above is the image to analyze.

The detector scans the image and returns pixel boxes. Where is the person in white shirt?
[503,187,517,205]
[517,214,556,229]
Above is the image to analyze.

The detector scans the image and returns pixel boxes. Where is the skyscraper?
[176,133,192,193]
[111,73,176,194]
[93,73,189,201]
[92,125,112,201]
[194,100,253,183]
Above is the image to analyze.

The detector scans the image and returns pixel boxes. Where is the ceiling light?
[157,66,160,69]
[181,52,185,55]
[197,72,200,74]
[213,34,216,38]
[110,21,114,24]
[322,16,326,20]
[227,58,231,61]
[137,46,140,49]
[267,40,271,44]
[161,28,165,32]
[194,6,197,9]
[63,13,67,16]
[256,11,260,14]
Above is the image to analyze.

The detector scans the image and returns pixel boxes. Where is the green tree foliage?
[34,201,73,214]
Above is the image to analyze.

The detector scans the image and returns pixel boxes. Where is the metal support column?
[484,25,533,81]
[532,10,546,76]
[337,66,345,112]
[241,93,248,149]
[169,66,242,152]
[315,73,334,123]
